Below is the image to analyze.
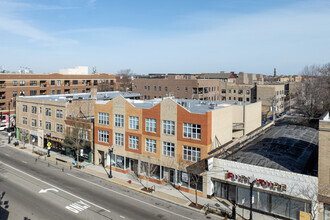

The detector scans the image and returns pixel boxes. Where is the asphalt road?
[0,142,207,220]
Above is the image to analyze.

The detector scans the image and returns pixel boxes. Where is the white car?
[0,124,7,131]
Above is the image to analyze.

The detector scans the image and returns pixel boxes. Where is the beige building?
[132,74,220,101]
[318,112,330,219]
[93,97,261,197]
[256,84,285,118]
[220,83,256,103]
[16,90,141,162]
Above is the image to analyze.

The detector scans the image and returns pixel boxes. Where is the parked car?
[0,124,7,131]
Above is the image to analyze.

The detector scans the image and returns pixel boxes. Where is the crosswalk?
[65,200,90,214]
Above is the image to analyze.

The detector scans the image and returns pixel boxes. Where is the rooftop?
[224,123,318,175]
[20,91,141,102]
[97,97,252,114]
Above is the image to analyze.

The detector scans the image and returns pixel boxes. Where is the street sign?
[252,195,255,204]
[47,142,51,147]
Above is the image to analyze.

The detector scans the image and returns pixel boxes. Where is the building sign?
[227,172,287,192]
[206,157,214,171]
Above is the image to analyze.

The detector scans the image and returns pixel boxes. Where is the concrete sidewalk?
[5,136,271,220]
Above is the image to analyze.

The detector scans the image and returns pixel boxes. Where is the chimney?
[274,68,277,78]
[91,87,97,99]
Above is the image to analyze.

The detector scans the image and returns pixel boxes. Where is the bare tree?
[140,161,159,191]
[295,63,330,118]
[117,69,134,92]
[186,161,205,207]
[63,116,90,167]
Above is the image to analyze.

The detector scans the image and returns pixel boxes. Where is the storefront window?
[115,155,124,169]
[189,174,203,191]
[252,190,270,212]
[271,195,290,218]
[237,187,250,207]
[289,199,309,220]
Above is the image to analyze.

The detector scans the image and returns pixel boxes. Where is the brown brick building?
[0,73,116,118]
[132,74,220,101]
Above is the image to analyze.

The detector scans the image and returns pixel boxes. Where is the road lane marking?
[120,216,125,218]
[67,173,193,220]
[66,200,90,214]
[39,188,59,193]
[22,161,27,163]
[0,161,111,213]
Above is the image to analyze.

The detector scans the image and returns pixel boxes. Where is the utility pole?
[272,96,276,125]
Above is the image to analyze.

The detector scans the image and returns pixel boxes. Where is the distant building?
[0,72,116,119]
[133,74,220,101]
[59,66,89,75]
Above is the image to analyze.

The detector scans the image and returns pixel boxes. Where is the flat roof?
[20,91,141,102]
[123,98,252,114]
[224,124,318,175]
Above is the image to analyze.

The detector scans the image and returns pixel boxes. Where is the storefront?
[208,158,318,220]
[29,130,38,146]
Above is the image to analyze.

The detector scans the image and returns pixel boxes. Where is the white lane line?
[67,173,192,220]
[120,216,125,218]
[22,161,27,164]
[0,161,111,213]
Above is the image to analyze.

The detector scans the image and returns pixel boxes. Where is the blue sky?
[0,0,329,75]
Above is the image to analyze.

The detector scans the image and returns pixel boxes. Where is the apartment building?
[16,90,141,162]
[132,74,220,101]
[200,72,264,85]
[94,96,261,197]
[318,112,330,219]
[256,84,285,118]
[220,83,256,103]
[0,72,116,117]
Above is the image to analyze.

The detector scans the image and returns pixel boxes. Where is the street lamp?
[7,101,11,144]
[108,146,113,178]
[249,174,256,220]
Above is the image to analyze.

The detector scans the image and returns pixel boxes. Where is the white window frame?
[57,80,61,86]
[163,120,175,135]
[56,124,63,133]
[129,116,139,130]
[145,138,156,153]
[114,114,124,127]
[31,106,37,114]
[98,130,109,143]
[22,117,28,125]
[22,105,27,112]
[163,142,175,157]
[78,129,89,140]
[98,112,109,125]
[183,123,201,140]
[183,145,201,162]
[56,109,63,118]
[45,121,51,131]
[129,135,139,149]
[115,133,124,146]
[145,118,156,133]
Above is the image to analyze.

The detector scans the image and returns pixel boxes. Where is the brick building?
[132,74,220,101]
[93,96,261,196]
[0,72,116,118]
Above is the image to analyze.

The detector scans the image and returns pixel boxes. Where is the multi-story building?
[0,72,116,118]
[16,90,141,162]
[132,74,220,101]
[318,112,330,219]
[94,96,261,197]
[256,84,285,118]
[220,83,256,103]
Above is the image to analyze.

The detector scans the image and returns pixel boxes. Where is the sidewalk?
[5,137,272,220]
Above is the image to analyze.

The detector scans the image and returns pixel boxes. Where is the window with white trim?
[78,130,89,140]
[98,112,109,125]
[31,119,36,127]
[146,118,156,133]
[163,120,175,135]
[22,117,28,125]
[129,135,139,149]
[56,109,63,118]
[163,142,175,157]
[183,123,201,140]
[45,108,51,117]
[129,116,139,130]
[98,130,109,143]
[56,124,63,133]
[146,138,156,153]
[114,114,124,127]
[45,121,51,130]
[183,145,201,162]
[115,133,124,146]
[23,105,27,112]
